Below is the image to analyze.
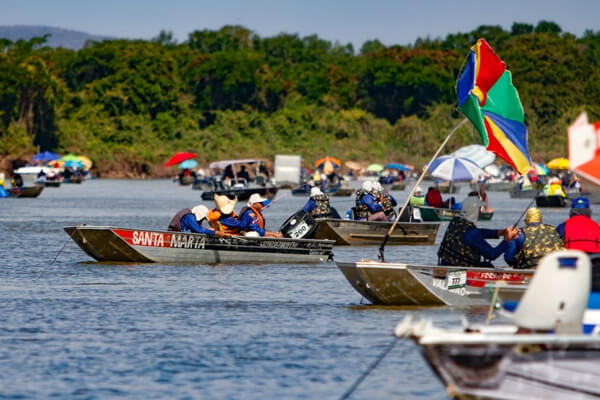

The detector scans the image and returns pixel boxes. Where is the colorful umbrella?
[384,163,412,171]
[344,161,362,170]
[547,157,569,170]
[77,155,93,169]
[61,154,81,162]
[366,163,384,173]
[428,156,484,182]
[451,144,495,168]
[178,159,198,169]
[457,39,532,175]
[64,160,84,168]
[529,162,549,176]
[165,152,197,167]
[32,151,61,162]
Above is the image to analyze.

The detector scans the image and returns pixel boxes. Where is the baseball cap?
[572,197,590,209]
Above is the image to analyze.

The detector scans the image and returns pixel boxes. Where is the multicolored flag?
[457,39,532,175]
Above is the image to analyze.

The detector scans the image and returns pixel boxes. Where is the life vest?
[426,189,443,208]
[513,223,564,269]
[310,194,331,219]
[207,209,240,234]
[410,195,425,206]
[239,205,265,230]
[438,216,488,267]
[379,191,396,220]
[354,189,370,220]
[167,208,192,232]
[564,215,600,253]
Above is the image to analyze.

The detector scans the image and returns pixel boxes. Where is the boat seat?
[500,250,590,334]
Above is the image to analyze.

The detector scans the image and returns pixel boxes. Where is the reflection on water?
[0,180,592,399]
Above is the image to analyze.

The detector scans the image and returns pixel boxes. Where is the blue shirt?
[180,213,215,236]
[240,208,266,236]
[302,198,316,214]
[556,222,566,239]
[219,214,246,232]
[462,228,508,261]
[360,193,383,213]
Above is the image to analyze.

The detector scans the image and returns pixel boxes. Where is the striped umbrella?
[428,156,484,182]
[451,144,495,168]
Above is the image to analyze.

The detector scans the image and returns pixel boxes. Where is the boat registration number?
[289,221,309,239]
[447,271,467,289]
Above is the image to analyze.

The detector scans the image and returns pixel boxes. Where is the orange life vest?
[208,209,240,235]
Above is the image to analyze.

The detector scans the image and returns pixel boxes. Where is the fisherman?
[302,187,331,219]
[504,207,564,269]
[168,205,225,237]
[438,197,519,267]
[479,183,493,212]
[409,186,426,206]
[353,181,387,221]
[207,194,244,235]
[425,186,448,208]
[544,177,566,197]
[373,181,397,221]
[557,197,600,253]
[237,165,250,184]
[239,193,282,237]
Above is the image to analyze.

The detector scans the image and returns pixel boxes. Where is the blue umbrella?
[33,151,61,162]
[179,159,198,169]
[384,163,411,171]
[64,160,84,168]
[428,156,484,182]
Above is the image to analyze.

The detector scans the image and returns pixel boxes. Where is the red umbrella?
[165,152,196,167]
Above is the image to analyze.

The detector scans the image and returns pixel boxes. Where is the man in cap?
[409,186,425,206]
[208,194,244,235]
[302,187,331,219]
[239,193,282,237]
[438,198,519,267]
[168,205,225,237]
[352,181,387,221]
[557,197,600,252]
[504,207,564,269]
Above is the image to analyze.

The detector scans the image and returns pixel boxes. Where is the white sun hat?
[310,187,323,197]
[247,193,268,206]
[191,204,209,221]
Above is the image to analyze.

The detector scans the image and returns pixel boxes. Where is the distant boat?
[7,185,44,198]
[417,206,493,221]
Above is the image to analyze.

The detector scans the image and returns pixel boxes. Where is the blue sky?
[2,0,599,49]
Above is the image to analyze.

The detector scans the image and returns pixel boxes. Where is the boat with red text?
[65,226,334,264]
[336,259,532,306]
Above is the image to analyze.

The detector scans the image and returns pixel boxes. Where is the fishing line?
[338,338,398,400]
[50,225,79,266]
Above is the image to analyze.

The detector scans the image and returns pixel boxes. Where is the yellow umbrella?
[77,155,93,169]
[547,157,569,170]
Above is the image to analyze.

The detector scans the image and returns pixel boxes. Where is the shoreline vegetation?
[1,22,599,178]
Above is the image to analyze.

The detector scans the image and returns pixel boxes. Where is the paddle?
[378,118,468,262]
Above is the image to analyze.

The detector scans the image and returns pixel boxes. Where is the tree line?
[1,21,599,176]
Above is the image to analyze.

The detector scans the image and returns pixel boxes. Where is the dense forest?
[1,21,599,176]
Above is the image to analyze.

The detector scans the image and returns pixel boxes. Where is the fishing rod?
[511,191,540,229]
[378,118,468,262]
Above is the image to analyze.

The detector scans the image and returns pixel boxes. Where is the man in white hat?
[410,186,425,206]
[239,193,282,237]
[167,204,225,236]
[302,186,331,219]
[438,199,518,267]
[353,181,387,221]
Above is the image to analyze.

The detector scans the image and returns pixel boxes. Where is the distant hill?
[0,25,113,50]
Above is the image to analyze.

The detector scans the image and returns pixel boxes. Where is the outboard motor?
[280,210,318,239]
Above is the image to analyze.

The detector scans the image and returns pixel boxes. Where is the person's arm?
[504,232,524,265]
[462,228,509,261]
[390,195,397,207]
[556,222,566,239]
[302,199,316,213]
[361,195,383,212]
[181,214,216,236]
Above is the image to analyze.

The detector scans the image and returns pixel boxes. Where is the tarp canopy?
[209,159,262,170]
[33,151,61,162]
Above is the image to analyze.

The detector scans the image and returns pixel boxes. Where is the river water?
[0,179,593,399]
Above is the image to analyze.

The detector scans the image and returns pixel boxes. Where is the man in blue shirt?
[168,205,224,237]
[355,181,388,221]
[239,193,282,237]
[302,187,331,219]
[438,198,518,267]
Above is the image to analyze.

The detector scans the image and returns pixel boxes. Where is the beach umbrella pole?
[378,118,468,261]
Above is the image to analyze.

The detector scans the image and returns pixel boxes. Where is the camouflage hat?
[524,207,542,224]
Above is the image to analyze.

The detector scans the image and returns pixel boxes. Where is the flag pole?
[378,118,468,262]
